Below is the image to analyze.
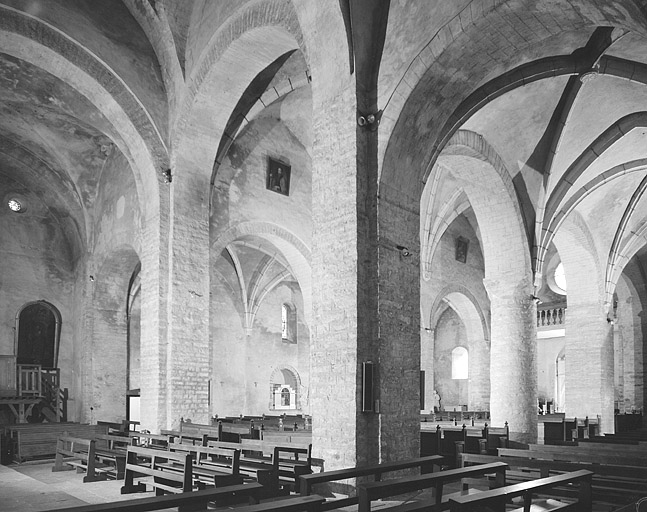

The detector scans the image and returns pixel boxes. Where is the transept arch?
[425,287,490,413]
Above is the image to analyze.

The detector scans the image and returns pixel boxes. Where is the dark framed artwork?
[266,158,291,196]
[455,236,469,263]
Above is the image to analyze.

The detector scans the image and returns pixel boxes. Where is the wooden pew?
[421,424,509,467]
[448,469,593,511]
[515,444,647,465]
[7,422,107,462]
[52,436,103,483]
[121,445,196,495]
[299,456,444,511]
[129,431,170,450]
[91,433,131,479]
[169,442,244,487]
[460,452,647,507]
[44,482,264,512]
[357,461,509,512]
[228,495,326,512]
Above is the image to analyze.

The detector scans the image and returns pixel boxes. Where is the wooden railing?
[14,364,67,422]
[18,364,42,397]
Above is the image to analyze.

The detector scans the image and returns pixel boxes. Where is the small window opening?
[281,303,297,343]
[452,346,469,379]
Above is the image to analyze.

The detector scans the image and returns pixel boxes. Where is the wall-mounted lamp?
[162,168,172,183]
[530,295,541,304]
[607,317,616,325]
[396,245,412,257]
[89,275,95,282]
[357,110,383,131]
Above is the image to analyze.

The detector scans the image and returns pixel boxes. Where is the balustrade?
[537,306,566,327]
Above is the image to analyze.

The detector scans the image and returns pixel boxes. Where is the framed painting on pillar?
[266,158,291,196]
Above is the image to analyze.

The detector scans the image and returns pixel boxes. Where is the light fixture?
[357,110,383,130]
[7,198,22,212]
[396,245,412,257]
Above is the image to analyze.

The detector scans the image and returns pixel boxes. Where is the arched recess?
[428,131,534,439]
[90,245,141,424]
[15,300,62,369]
[269,365,302,411]
[553,212,614,432]
[427,288,490,412]
[212,222,312,326]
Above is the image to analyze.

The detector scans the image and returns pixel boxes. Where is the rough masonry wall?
[85,150,142,424]
[212,100,312,245]
[0,177,74,409]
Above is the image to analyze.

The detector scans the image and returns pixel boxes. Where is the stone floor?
[0,461,629,512]
[0,460,149,511]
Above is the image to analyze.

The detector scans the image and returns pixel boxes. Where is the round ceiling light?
[8,198,23,212]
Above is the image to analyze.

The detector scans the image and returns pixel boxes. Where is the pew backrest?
[448,469,593,511]
[121,445,194,495]
[358,461,509,512]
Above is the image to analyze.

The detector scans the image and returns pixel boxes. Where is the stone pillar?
[310,76,364,470]
[565,298,615,434]
[484,277,537,443]
[421,327,435,412]
[139,184,171,433]
[376,185,421,462]
[468,337,490,412]
[310,76,420,468]
[163,164,211,429]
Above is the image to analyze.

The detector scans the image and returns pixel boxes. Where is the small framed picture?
[266,158,291,196]
[455,236,469,263]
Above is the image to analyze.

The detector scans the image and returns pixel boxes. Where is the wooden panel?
[0,355,16,396]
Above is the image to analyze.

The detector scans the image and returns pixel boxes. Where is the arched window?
[15,301,61,369]
[451,347,468,380]
[281,303,297,344]
[270,366,301,410]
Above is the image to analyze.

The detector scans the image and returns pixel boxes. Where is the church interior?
[2,0,647,510]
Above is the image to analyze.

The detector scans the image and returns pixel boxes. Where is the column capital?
[483,276,534,304]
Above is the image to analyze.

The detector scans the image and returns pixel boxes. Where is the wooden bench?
[169,442,243,487]
[241,441,313,491]
[129,431,170,450]
[421,424,509,467]
[299,455,444,511]
[506,445,647,466]
[228,495,326,512]
[7,422,107,462]
[52,436,104,483]
[44,482,263,512]
[461,451,647,508]
[121,445,196,495]
[448,469,593,511]
[91,434,130,480]
[357,461,508,512]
